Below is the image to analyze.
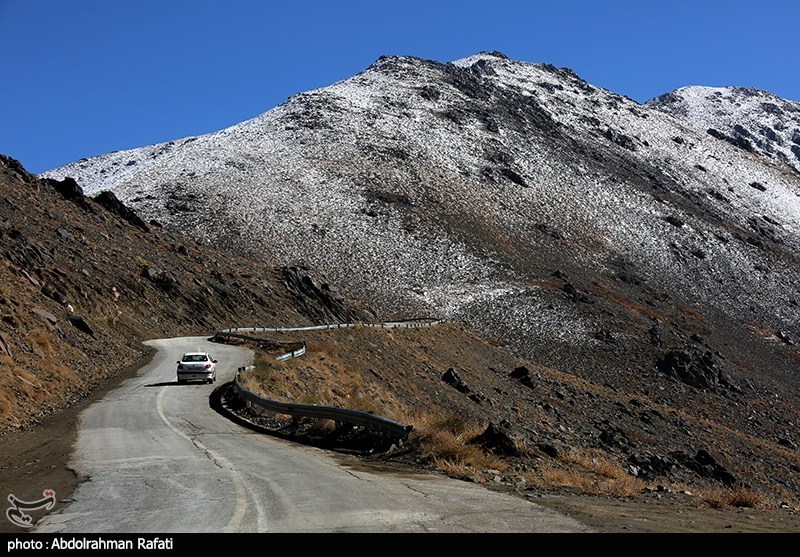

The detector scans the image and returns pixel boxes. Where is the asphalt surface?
[35,336,592,533]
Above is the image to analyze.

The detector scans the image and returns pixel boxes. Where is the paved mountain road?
[35,336,592,533]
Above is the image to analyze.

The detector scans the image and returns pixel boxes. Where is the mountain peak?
[647,84,800,173]
[450,50,510,68]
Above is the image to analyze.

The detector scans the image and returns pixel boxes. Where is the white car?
[176,352,217,384]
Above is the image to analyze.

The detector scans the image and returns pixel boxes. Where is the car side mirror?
[213,360,218,363]
[177,361,181,364]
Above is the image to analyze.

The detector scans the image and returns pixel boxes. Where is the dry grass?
[49,363,79,384]
[28,328,54,357]
[590,288,663,322]
[430,457,486,483]
[524,448,649,497]
[2,312,21,328]
[697,486,774,510]
[409,412,508,477]
[244,343,400,420]
[676,303,709,326]
[242,353,291,397]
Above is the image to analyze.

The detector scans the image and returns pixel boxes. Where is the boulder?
[468,422,523,457]
[509,366,535,388]
[442,367,471,394]
[656,348,738,391]
[68,315,95,337]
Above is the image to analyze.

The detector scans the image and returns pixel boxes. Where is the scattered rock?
[45,176,88,207]
[509,366,535,388]
[281,266,366,323]
[678,449,737,486]
[665,215,685,228]
[602,128,637,150]
[0,332,11,357]
[499,167,528,187]
[418,86,440,101]
[776,330,794,345]
[442,367,471,394]
[19,269,40,287]
[707,128,754,152]
[536,441,569,458]
[68,315,95,337]
[598,422,636,449]
[94,190,150,232]
[468,422,523,457]
[142,267,180,296]
[778,437,796,449]
[628,451,678,479]
[563,282,593,303]
[41,286,68,305]
[656,349,738,391]
[468,392,490,405]
[31,307,57,326]
[594,329,617,345]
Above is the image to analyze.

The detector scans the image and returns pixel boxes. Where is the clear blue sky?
[2,0,798,174]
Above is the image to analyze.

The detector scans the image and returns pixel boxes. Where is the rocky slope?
[38,52,800,503]
[0,155,370,433]
[647,85,800,175]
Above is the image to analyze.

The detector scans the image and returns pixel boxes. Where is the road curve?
[36,336,592,533]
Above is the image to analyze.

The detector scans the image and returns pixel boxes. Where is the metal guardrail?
[216,318,443,336]
[275,344,307,361]
[222,318,444,439]
[235,366,412,438]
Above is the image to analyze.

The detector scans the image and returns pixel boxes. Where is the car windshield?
[183,354,208,362]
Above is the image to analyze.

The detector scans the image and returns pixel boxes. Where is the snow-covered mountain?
[41,52,800,394]
[647,85,800,174]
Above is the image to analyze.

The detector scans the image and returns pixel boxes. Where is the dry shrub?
[2,313,21,328]
[49,363,79,384]
[416,413,480,437]
[698,486,773,510]
[345,394,379,414]
[310,342,341,364]
[0,390,11,421]
[535,465,644,497]
[28,328,54,357]
[431,457,485,483]
[247,353,290,395]
[563,449,628,479]
[410,413,507,474]
[306,418,336,435]
[526,448,647,497]
[297,391,322,405]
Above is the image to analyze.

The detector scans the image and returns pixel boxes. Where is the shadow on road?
[144,381,185,387]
